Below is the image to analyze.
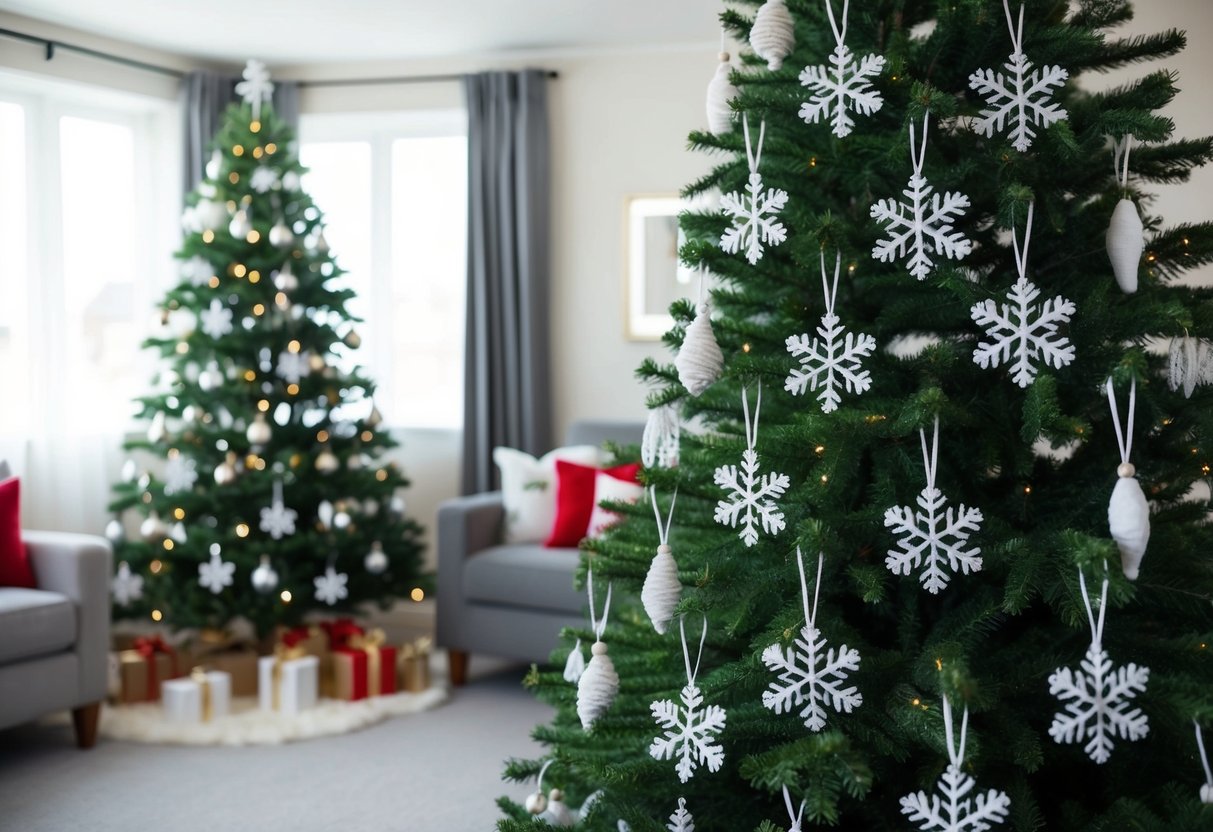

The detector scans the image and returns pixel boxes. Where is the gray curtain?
[181,69,301,197]
[461,69,553,495]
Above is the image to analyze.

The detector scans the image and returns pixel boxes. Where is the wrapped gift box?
[258,650,319,714]
[182,631,260,697]
[115,636,181,704]
[397,636,432,693]
[332,629,397,701]
[275,624,334,697]
[162,669,231,723]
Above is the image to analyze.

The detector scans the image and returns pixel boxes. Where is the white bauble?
[229,209,253,240]
[275,263,299,292]
[641,545,681,634]
[333,510,352,530]
[524,790,548,815]
[198,361,224,392]
[1109,468,1150,580]
[194,199,227,232]
[169,522,187,543]
[214,455,238,486]
[1106,198,1143,294]
[246,413,272,446]
[105,518,126,545]
[268,220,294,248]
[675,302,724,396]
[251,555,279,594]
[1202,782,1213,805]
[575,641,619,729]
[139,511,168,541]
[205,149,223,180]
[315,449,340,474]
[706,52,739,136]
[147,411,168,443]
[281,170,301,191]
[364,541,388,574]
[750,0,796,71]
[539,790,575,828]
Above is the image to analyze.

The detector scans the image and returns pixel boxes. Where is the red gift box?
[332,628,396,701]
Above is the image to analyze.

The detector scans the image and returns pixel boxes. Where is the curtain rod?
[0,27,560,87]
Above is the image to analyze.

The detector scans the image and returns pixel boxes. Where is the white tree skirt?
[94,688,449,746]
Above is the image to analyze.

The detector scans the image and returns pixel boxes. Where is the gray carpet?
[0,659,549,830]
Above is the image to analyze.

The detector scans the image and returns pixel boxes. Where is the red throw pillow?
[546,460,641,548]
[0,477,34,588]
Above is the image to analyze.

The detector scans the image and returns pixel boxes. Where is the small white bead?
[1117,462,1136,478]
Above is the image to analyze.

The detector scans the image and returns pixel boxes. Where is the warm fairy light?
[809,157,817,167]
[257,399,270,412]
[864,414,887,424]
[242,194,252,205]
[287,383,300,396]
[361,430,373,442]
[317,430,330,443]
[890,74,899,81]
[1146,253,1156,262]
[289,453,302,468]
[236,523,250,538]
[742,343,751,353]
[275,292,289,307]
[202,230,215,243]
[163,539,174,551]
[167,447,179,459]
[814,445,825,455]
[248,270,261,283]
[376,468,389,482]
[142,492,152,504]
[233,145,244,156]
[1024,485,1032,494]
[1193,447,1200,455]
[149,559,163,574]
[175,342,189,355]
[288,339,301,353]
[410,588,425,602]
[250,120,261,133]
[228,172,240,184]
[1163,417,1174,426]
[253,303,266,316]
[911,697,921,707]
[226,200,237,211]
[847,263,856,273]
[244,370,256,382]
[247,230,261,244]
[1203,464,1211,475]
[1201,643,1208,650]
[208,276,221,289]
[233,264,247,277]
[245,454,260,468]
[265,142,277,154]
[935,658,943,671]
[252,146,264,159]
[173,508,185,520]
[820,474,829,484]
[280,590,292,603]
[151,609,163,622]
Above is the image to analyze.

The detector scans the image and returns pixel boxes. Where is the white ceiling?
[1,0,722,65]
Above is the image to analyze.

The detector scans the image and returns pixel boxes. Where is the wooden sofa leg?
[72,702,101,749]
[448,650,469,687]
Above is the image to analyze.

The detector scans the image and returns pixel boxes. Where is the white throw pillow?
[494,445,602,543]
[587,469,645,540]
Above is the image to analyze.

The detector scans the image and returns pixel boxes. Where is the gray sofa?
[437,420,644,684]
[0,531,112,747]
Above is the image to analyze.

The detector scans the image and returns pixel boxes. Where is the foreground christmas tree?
[501,1,1213,829]
[108,62,425,636]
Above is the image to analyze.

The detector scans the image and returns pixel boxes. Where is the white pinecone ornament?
[706,52,738,136]
[642,489,682,634]
[750,0,795,71]
[676,292,724,397]
[576,570,619,729]
[1106,377,1149,580]
[1107,137,1143,294]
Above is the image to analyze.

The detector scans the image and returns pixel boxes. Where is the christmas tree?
[501,1,1213,829]
[108,62,426,637]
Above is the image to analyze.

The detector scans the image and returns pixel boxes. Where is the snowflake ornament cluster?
[971,203,1076,388]
[199,298,234,340]
[111,561,144,607]
[870,114,972,280]
[198,545,235,595]
[250,166,280,194]
[798,0,886,138]
[277,349,311,384]
[1049,568,1150,763]
[720,117,788,265]
[162,451,198,496]
[762,548,862,731]
[235,59,274,121]
[785,251,876,413]
[650,616,727,783]
[969,0,1068,152]
[884,417,984,594]
[314,566,349,606]
[259,479,299,540]
[714,384,790,547]
[901,696,1011,832]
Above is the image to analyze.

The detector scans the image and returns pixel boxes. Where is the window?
[300,111,467,429]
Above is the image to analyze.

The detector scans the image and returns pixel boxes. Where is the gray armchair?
[0,531,112,747]
[437,420,644,684]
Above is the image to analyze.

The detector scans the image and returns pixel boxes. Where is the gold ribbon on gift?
[270,643,307,711]
[398,636,432,693]
[190,666,212,723]
[347,628,386,696]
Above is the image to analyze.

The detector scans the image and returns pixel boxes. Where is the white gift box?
[258,654,319,714]
[161,670,231,723]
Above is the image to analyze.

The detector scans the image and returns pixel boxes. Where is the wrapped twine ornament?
[576,569,618,730]
[1106,377,1150,580]
[706,47,738,136]
[782,785,807,832]
[675,271,724,396]
[1196,721,1213,804]
[642,488,682,634]
[1106,136,1144,294]
[750,0,795,71]
[642,403,681,468]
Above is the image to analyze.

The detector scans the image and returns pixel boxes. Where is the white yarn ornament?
[1195,721,1213,804]
[781,785,807,832]
[576,569,619,730]
[1169,333,1213,398]
[750,0,796,71]
[1107,136,1143,294]
[642,403,681,468]
[675,273,723,396]
[1106,377,1149,580]
[563,638,586,683]
[642,489,682,635]
[706,51,738,136]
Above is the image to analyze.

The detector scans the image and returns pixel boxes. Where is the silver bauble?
[364,541,388,574]
[105,518,126,545]
[274,263,299,292]
[139,512,168,541]
[205,149,223,180]
[229,209,252,240]
[246,413,273,446]
[268,220,294,248]
[251,555,279,594]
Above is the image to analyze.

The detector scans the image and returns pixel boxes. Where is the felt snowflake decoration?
[785,251,875,413]
[250,166,280,194]
[650,617,727,783]
[198,298,234,340]
[276,349,311,384]
[180,255,212,286]
[971,205,1075,387]
[714,385,789,547]
[720,117,788,265]
[762,549,862,731]
[798,0,885,138]
[901,696,1011,832]
[884,416,984,594]
[313,566,349,606]
[1048,568,1149,763]
[235,59,274,121]
[969,0,1068,152]
[111,561,144,607]
[162,451,198,496]
[198,546,235,595]
[259,479,298,540]
[667,798,694,832]
[870,114,972,280]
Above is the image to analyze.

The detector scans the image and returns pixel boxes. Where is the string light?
[935,658,943,671]
[317,430,330,442]
[228,172,240,184]
[375,468,389,482]
[280,590,292,603]
[244,370,256,382]
[742,342,752,353]
[247,230,261,244]
[275,292,289,307]
[173,508,185,520]
[253,303,266,316]
[360,430,373,442]
[820,474,829,484]
[163,539,174,551]
[248,270,261,283]
[236,523,250,538]
[149,559,163,574]
[265,142,277,154]
[202,230,215,243]
[233,264,247,278]
[250,120,261,133]
[288,340,301,353]
[287,383,300,396]
[208,276,220,289]
[252,146,264,159]
[175,342,189,354]
[814,445,825,455]
[232,145,244,156]
[1024,485,1032,495]
[410,588,425,602]
[257,399,270,412]
[151,609,163,622]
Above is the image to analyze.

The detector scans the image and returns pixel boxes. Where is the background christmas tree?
[108,65,426,637]
[501,1,1213,829]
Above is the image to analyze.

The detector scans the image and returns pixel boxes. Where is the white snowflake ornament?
[884,417,984,594]
[198,546,235,595]
[181,256,212,287]
[259,479,298,540]
[250,166,280,194]
[714,384,790,547]
[798,0,885,138]
[277,349,311,384]
[971,202,1076,388]
[901,696,1011,832]
[235,59,274,122]
[969,0,1068,152]
[649,616,727,783]
[762,548,862,731]
[314,566,349,605]
[198,298,234,340]
[785,251,875,413]
[111,561,144,607]
[162,451,198,496]
[870,114,972,280]
[667,797,694,832]
[720,118,788,265]
[1048,568,1149,763]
